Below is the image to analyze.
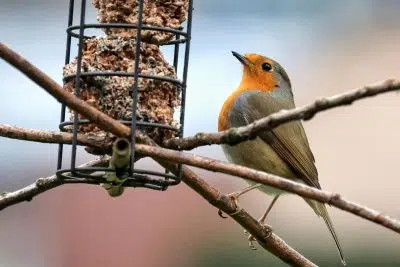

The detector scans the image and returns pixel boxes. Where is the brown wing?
[228,90,319,188]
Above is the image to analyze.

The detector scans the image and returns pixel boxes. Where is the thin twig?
[0,42,314,267]
[0,158,109,211]
[163,79,400,150]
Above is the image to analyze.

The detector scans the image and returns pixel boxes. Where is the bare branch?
[135,144,400,234]
[0,158,109,211]
[164,79,400,150]
[0,42,314,266]
[2,124,399,236]
[0,124,110,149]
[0,154,174,209]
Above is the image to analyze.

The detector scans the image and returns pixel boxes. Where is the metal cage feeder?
[56,0,193,191]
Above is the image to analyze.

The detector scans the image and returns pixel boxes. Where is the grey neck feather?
[270,72,293,100]
[270,85,293,99]
[270,60,293,99]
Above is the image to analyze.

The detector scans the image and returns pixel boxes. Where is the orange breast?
[218,90,241,131]
[218,85,275,132]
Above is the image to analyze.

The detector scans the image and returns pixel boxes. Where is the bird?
[218,51,345,265]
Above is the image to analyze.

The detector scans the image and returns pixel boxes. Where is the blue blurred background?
[1,0,400,266]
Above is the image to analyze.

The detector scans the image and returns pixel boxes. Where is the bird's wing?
[228,90,320,188]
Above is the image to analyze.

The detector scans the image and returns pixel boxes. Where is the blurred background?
[1,0,400,266]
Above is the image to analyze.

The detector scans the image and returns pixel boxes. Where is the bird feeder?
[56,0,193,191]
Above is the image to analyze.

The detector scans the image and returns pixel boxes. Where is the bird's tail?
[305,199,346,266]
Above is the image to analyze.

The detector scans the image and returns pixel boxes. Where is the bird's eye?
[261,62,272,71]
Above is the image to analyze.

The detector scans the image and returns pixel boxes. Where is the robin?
[218,51,345,265]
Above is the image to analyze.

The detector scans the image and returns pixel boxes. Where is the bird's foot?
[218,191,243,219]
[248,233,257,250]
[246,224,273,250]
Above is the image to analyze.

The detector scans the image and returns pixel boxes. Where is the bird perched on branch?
[218,51,345,265]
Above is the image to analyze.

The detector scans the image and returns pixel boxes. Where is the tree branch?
[163,79,400,150]
[0,158,109,211]
[134,144,400,234]
[0,124,110,149]
[0,42,314,266]
[2,124,399,235]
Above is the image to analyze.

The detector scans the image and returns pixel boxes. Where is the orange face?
[232,52,291,92]
[242,54,276,90]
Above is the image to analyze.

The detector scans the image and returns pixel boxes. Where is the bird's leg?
[218,184,262,218]
[247,195,280,250]
[259,194,280,224]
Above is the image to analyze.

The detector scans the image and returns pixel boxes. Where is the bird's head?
[232,51,291,92]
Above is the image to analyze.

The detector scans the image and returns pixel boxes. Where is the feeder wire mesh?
[56,0,193,192]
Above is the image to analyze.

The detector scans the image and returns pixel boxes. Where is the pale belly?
[222,137,302,195]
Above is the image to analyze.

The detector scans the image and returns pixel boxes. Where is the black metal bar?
[132,169,178,180]
[59,120,179,132]
[57,167,178,179]
[70,0,87,171]
[173,33,180,72]
[176,0,194,180]
[165,30,183,185]
[57,168,178,189]
[179,0,193,139]
[161,39,187,46]
[129,0,145,176]
[57,0,75,170]
[67,33,188,44]
[63,71,184,85]
[67,23,188,36]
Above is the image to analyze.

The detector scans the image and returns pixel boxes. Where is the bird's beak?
[232,51,250,66]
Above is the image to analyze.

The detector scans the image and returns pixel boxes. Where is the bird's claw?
[248,234,257,250]
[247,224,273,250]
[218,209,228,219]
[263,224,273,238]
[217,191,242,218]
